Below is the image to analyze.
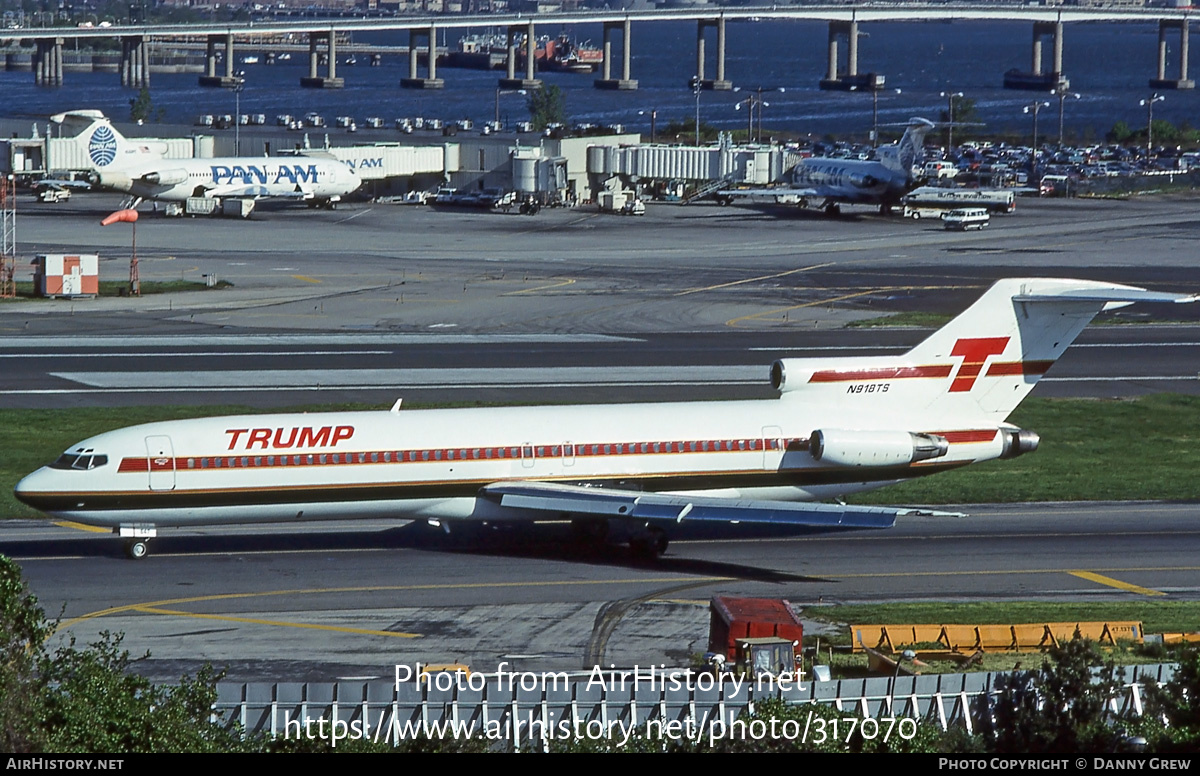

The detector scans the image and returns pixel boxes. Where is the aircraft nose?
[13,468,56,511]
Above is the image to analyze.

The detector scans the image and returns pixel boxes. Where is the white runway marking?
[0,350,392,359]
[0,333,637,349]
[44,365,764,390]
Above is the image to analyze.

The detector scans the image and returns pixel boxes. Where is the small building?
[34,254,99,298]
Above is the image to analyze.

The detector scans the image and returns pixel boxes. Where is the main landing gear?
[570,518,670,559]
[629,527,669,560]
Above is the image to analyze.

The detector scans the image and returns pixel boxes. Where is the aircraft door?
[762,426,783,470]
[145,435,176,491]
[62,258,82,295]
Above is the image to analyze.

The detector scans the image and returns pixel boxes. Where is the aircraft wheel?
[824,204,841,216]
[124,540,149,560]
[630,529,668,559]
[911,212,920,220]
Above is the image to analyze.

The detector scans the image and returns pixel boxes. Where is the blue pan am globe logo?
[88,126,118,167]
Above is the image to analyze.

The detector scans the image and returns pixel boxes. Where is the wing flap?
[481,482,960,530]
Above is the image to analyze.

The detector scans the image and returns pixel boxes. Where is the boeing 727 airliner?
[52,109,361,210]
[15,278,1196,559]
[715,117,935,215]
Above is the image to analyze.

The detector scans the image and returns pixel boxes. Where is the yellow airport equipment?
[850,622,1143,655]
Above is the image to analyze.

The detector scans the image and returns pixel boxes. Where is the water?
[2,19,1196,142]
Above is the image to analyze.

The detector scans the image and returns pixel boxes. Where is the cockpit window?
[49,451,108,470]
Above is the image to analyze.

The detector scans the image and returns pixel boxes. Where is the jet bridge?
[586,143,798,187]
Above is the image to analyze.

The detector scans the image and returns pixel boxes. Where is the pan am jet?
[51,110,361,210]
[715,117,935,215]
[15,278,1195,559]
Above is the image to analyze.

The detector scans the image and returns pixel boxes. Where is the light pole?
[735,95,756,141]
[870,87,900,148]
[755,87,784,143]
[1023,100,1051,179]
[494,87,527,128]
[689,75,702,145]
[1140,93,1165,158]
[1055,88,1081,147]
[638,109,657,143]
[734,87,783,144]
[940,91,963,156]
[230,70,245,156]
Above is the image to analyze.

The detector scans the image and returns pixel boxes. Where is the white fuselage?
[100,157,361,203]
[791,157,904,204]
[14,398,1002,530]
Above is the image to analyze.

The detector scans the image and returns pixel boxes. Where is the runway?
[0,326,1195,408]
[2,190,1198,683]
[6,501,1197,682]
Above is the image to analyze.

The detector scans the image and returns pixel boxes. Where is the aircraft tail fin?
[771,278,1196,425]
[50,109,167,172]
[878,117,935,178]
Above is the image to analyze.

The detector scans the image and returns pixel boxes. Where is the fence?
[214,663,1176,750]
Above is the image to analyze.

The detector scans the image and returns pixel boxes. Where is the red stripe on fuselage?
[109,427,999,476]
[985,360,1055,377]
[808,365,952,383]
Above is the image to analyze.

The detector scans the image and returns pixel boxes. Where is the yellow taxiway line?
[1068,570,1166,597]
[58,577,733,639]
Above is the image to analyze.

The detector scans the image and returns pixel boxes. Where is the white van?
[942,207,990,231]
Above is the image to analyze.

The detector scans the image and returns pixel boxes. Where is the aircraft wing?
[35,178,92,190]
[480,481,960,529]
[717,187,821,200]
[198,184,305,200]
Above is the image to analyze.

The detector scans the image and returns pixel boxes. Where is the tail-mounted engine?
[999,428,1040,459]
[809,429,950,468]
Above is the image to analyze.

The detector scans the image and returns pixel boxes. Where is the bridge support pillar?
[301,30,344,88]
[401,25,443,89]
[499,20,541,89]
[34,38,63,87]
[120,35,149,89]
[1151,20,1194,89]
[820,21,883,91]
[595,19,637,90]
[199,33,241,86]
[1005,21,1068,91]
[694,18,731,90]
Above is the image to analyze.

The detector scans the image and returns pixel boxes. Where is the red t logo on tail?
[949,337,1010,392]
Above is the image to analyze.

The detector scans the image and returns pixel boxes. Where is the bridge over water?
[2,6,1194,94]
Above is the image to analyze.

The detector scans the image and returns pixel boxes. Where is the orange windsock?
[100,209,139,226]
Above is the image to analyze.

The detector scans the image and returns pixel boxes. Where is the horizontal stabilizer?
[480,482,958,529]
[1014,288,1199,308]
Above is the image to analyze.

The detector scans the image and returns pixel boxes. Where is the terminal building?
[0,114,800,208]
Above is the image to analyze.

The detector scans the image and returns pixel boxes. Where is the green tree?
[129,87,153,123]
[0,555,247,753]
[1139,646,1200,750]
[526,85,567,131]
[977,640,1128,753]
[0,555,51,752]
[128,87,165,123]
[1108,120,1134,143]
[660,118,718,144]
